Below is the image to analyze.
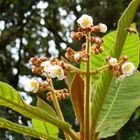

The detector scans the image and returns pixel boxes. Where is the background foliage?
[0,0,140,139]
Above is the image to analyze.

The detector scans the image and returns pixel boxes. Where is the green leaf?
[70,73,84,139]
[32,97,58,137]
[111,0,140,59]
[97,72,140,138]
[0,81,71,130]
[0,117,60,140]
[91,0,140,138]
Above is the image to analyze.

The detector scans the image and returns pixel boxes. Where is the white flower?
[74,53,81,60]
[116,75,126,83]
[47,65,65,80]
[77,14,93,28]
[41,61,52,73]
[108,58,117,66]
[28,78,39,93]
[121,62,136,76]
[98,23,107,33]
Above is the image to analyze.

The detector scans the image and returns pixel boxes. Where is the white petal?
[47,65,65,80]
[41,61,52,73]
[121,62,136,76]
[74,53,81,60]
[28,78,39,93]
[108,58,117,66]
[77,14,93,27]
[98,23,107,33]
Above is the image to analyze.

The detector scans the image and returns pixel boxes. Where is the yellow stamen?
[124,64,131,71]
[82,18,90,25]
[54,68,61,75]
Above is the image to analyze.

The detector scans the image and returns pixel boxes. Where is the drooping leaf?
[0,117,60,140]
[91,0,140,138]
[71,73,84,138]
[32,97,58,137]
[97,72,140,138]
[0,81,71,130]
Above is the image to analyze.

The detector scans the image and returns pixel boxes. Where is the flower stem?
[49,80,78,140]
[84,33,91,140]
[69,64,86,74]
[90,64,109,75]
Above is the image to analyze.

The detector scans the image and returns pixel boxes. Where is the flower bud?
[122,56,128,61]
[105,56,111,62]
[108,58,117,66]
[98,23,107,33]
[98,46,104,53]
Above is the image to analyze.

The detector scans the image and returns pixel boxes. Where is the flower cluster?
[65,14,107,63]
[31,56,70,80]
[27,56,71,101]
[106,56,136,81]
[26,14,136,102]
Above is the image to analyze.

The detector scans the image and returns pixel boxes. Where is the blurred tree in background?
[0,0,140,139]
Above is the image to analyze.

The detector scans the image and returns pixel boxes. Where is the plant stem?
[69,64,86,74]
[49,80,78,140]
[90,64,109,75]
[84,33,91,140]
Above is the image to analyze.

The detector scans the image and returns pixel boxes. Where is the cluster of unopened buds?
[27,14,136,102]
[47,89,69,101]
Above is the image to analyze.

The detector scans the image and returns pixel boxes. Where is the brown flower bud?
[39,57,48,62]
[95,37,103,45]
[122,55,128,61]
[108,65,113,70]
[114,65,120,70]
[95,49,99,55]
[105,56,111,62]
[98,46,104,53]
[70,32,82,40]
[91,25,100,32]
[81,43,87,50]
[88,37,96,42]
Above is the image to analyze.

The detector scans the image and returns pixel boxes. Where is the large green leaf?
[91,0,140,138]
[0,118,60,140]
[32,97,59,137]
[97,71,140,138]
[0,81,71,130]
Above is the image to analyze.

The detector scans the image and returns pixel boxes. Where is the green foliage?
[97,71,140,138]
[91,0,140,138]
[0,118,60,140]
[32,97,59,137]
[0,81,71,135]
